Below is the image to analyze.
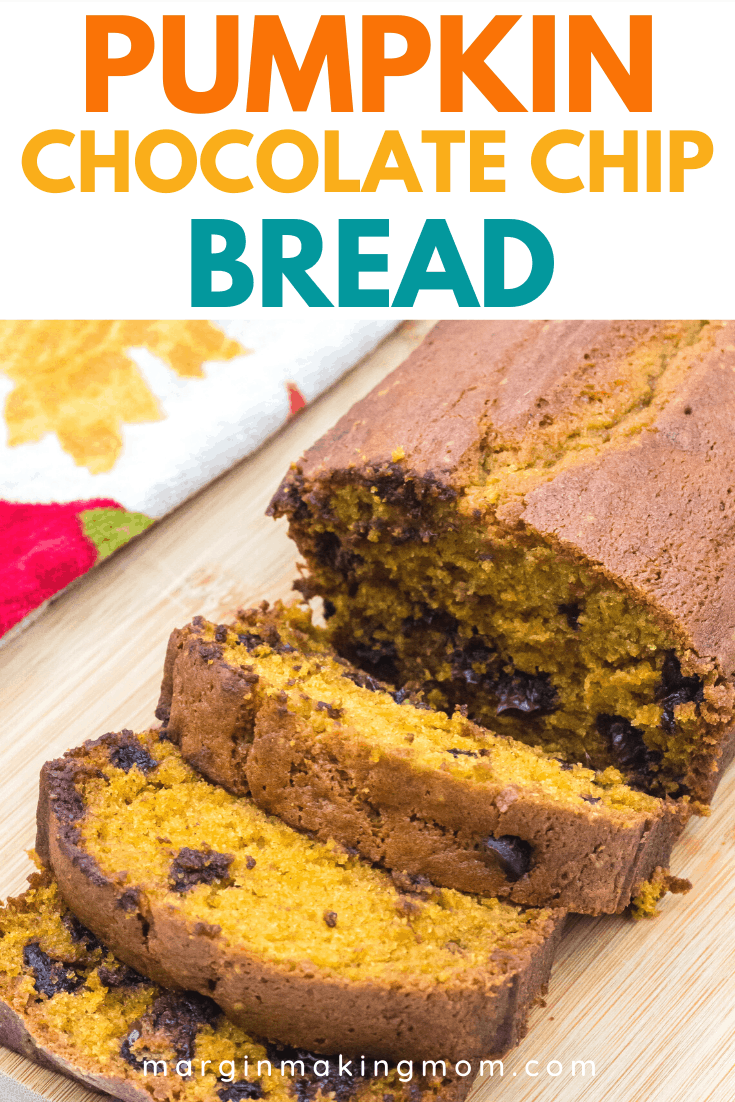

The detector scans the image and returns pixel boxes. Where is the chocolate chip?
[110,736,157,775]
[495,672,558,718]
[156,991,221,1054]
[245,856,256,870]
[169,848,234,893]
[404,606,460,637]
[265,1043,363,1102]
[219,1083,265,1101]
[659,652,703,698]
[660,690,698,732]
[119,1029,142,1068]
[267,469,309,522]
[98,962,147,988]
[312,532,363,583]
[172,997,216,1057]
[558,602,581,630]
[23,943,85,998]
[343,669,384,693]
[446,748,478,758]
[316,701,343,719]
[117,888,141,913]
[656,652,704,731]
[581,795,602,805]
[601,715,645,768]
[62,912,102,951]
[324,911,338,928]
[323,599,337,621]
[122,992,221,1068]
[597,714,662,777]
[215,625,229,643]
[235,623,296,657]
[442,629,497,695]
[348,639,398,684]
[485,836,534,881]
[392,687,431,709]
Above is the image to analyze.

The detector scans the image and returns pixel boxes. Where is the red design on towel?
[286,382,307,416]
[0,498,121,638]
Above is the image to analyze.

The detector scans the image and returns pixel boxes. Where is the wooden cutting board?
[1,320,733,1102]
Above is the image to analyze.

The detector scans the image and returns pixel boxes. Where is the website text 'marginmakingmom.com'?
[139,1053,597,1082]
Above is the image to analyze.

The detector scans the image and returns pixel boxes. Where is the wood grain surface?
[1,320,733,1102]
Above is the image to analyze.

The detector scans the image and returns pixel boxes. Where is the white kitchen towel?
[0,320,398,639]
[1,320,397,516]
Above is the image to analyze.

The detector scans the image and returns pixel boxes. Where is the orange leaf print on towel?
[0,321,247,474]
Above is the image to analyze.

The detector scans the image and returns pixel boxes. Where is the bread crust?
[269,320,735,802]
[0,999,154,1102]
[163,622,688,915]
[163,621,257,793]
[37,734,565,1064]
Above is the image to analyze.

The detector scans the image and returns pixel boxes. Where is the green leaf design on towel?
[79,507,154,561]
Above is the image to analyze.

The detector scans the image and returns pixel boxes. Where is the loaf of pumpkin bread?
[269,320,735,804]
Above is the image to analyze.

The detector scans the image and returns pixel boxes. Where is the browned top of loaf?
[285,320,735,676]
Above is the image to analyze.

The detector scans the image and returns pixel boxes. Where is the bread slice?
[158,603,689,915]
[0,869,472,1102]
[36,729,564,1063]
[268,320,735,803]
